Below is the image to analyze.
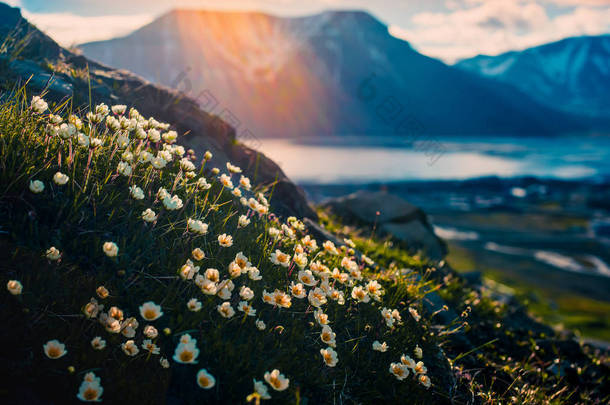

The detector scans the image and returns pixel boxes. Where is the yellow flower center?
[199,376,210,387]
[144,308,157,319]
[179,351,193,362]
[47,346,61,358]
[83,387,98,400]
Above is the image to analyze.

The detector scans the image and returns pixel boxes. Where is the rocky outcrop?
[0,2,316,220]
[323,190,447,260]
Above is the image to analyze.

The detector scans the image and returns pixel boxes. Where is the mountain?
[0,3,315,219]
[456,35,610,119]
[79,9,587,138]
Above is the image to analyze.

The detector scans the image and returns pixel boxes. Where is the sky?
[5,0,610,63]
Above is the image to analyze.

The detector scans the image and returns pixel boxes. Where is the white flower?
[121,340,139,356]
[196,177,211,190]
[320,347,338,367]
[180,157,195,172]
[192,248,205,261]
[217,301,235,318]
[264,369,289,391]
[142,339,161,355]
[77,378,104,402]
[204,151,213,160]
[130,185,144,200]
[43,339,67,359]
[226,162,242,173]
[248,267,262,281]
[77,133,90,147]
[323,240,339,255]
[147,129,161,143]
[31,96,48,114]
[102,241,118,257]
[232,188,242,198]
[239,175,251,190]
[217,233,233,247]
[160,357,170,368]
[237,301,256,316]
[314,309,329,326]
[320,325,336,348]
[139,301,163,321]
[90,336,106,350]
[117,161,132,176]
[121,151,133,162]
[414,345,423,359]
[240,286,254,301]
[173,342,199,364]
[372,341,389,352]
[204,268,220,283]
[298,270,317,286]
[90,138,103,148]
[53,172,69,186]
[414,361,428,375]
[7,280,23,295]
[143,325,158,339]
[219,173,234,189]
[253,379,271,400]
[151,156,166,169]
[308,287,327,308]
[162,195,183,210]
[418,374,432,388]
[95,286,107,299]
[29,180,44,193]
[196,369,216,389]
[400,354,416,370]
[351,286,370,303]
[255,319,266,330]
[187,298,202,312]
[389,363,409,380]
[111,104,127,115]
[46,246,61,261]
[237,215,250,228]
[187,218,208,235]
[163,130,178,144]
[409,307,421,322]
[116,134,130,149]
[289,282,306,299]
[270,249,291,267]
[141,208,157,222]
[58,123,76,139]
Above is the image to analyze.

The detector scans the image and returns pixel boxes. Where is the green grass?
[446,242,610,342]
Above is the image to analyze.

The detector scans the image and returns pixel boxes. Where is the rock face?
[323,191,447,260]
[0,3,316,220]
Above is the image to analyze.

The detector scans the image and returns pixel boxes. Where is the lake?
[252,135,610,184]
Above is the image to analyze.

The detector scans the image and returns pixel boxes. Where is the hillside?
[80,9,587,138]
[0,3,608,404]
[457,35,610,120]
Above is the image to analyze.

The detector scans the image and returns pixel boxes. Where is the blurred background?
[10,0,610,343]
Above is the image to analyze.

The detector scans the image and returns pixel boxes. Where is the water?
[253,135,610,184]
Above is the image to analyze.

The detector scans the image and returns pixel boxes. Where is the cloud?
[22,11,155,47]
[391,0,610,62]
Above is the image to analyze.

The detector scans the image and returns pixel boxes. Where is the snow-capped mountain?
[79,10,587,138]
[456,35,610,119]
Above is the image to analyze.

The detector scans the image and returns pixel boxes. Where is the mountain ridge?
[457,34,610,119]
[79,8,589,138]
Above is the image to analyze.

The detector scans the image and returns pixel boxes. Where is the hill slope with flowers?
[0,94,608,404]
[1,94,450,403]
[0,3,608,404]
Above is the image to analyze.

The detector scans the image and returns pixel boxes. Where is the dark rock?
[323,190,447,260]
